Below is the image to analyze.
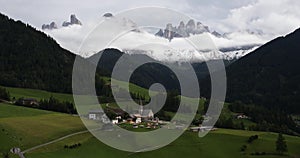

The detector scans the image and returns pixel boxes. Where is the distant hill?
[224,28,300,114]
[88,49,235,92]
[88,49,181,91]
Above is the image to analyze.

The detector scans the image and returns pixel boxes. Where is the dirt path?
[21,130,89,154]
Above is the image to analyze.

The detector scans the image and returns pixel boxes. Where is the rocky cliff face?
[42,14,82,30]
[42,22,58,30]
[103,13,113,18]
[62,14,82,27]
[155,19,213,41]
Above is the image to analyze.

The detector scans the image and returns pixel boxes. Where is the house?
[17,98,39,106]
[112,119,119,124]
[136,117,142,124]
[127,118,135,124]
[236,113,249,119]
[88,109,104,120]
[88,109,111,123]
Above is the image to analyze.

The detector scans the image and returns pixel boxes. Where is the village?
[88,105,172,131]
[86,102,238,132]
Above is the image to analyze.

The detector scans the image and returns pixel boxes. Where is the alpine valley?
[0,9,300,158]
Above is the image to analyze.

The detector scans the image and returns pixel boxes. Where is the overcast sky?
[1,0,254,27]
[1,0,300,55]
[1,0,299,34]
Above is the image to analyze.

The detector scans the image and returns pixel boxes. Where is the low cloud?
[10,0,299,57]
[220,0,300,36]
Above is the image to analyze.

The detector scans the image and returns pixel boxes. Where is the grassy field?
[1,77,151,103]
[100,77,152,100]
[2,86,74,103]
[0,103,299,158]
[26,129,300,158]
[0,103,86,156]
[0,86,299,157]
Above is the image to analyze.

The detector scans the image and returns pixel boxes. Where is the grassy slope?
[1,108,295,157]
[1,86,299,157]
[2,86,74,102]
[27,129,300,158]
[0,102,299,158]
[1,77,151,103]
[105,77,151,98]
[0,103,85,153]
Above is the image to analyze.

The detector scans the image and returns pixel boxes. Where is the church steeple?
[139,99,143,115]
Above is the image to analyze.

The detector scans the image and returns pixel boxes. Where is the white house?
[236,113,249,119]
[136,117,142,124]
[112,119,119,124]
[88,109,104,120]
[88,109,110,124]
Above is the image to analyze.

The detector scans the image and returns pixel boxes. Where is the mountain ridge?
[201,28,300,114]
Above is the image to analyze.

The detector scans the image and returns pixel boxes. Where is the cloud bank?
[1,0,299,59]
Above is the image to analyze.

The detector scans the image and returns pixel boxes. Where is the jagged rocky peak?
[103,13,113,18]
[42,22,58,30]
[155,19,214,41]
[178,21,185,30]
[62,14,82,27]
[195,22,210,34]
[164,23,175,40]
[186,19,196,32]
[70,14,82,25]
[212,31,222,37]
[155,29,164,37]
[165,23,173,31]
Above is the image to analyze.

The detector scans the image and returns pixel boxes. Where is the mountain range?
[226,28,300,114]
[42,14,82,30]
[1,12,300,133]
[43,13,268,63]
[155,19,211,41]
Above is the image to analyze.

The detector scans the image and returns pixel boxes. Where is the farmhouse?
[88,109,104,120]
[236,113,249,119]
[112,119,119,124]
[18,98,39,106]
[88,109,111,124]
[136,117,142,124]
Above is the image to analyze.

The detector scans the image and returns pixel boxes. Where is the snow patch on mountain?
[42,13,270,62]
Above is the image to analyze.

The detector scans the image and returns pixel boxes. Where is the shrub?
[248,135,259,143]
[64,143,82,149]
[240,145,247,152]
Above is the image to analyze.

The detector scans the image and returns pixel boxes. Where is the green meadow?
[0,87,299,158]
[0,103,299,158]
[2,86,74,103]
[0,103,85,157]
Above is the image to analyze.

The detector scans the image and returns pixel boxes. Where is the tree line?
[15,96,77,114]
[228,101,299,135]
[0,87,10,101]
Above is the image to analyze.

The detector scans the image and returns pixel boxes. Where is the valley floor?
[0,103,300,158]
